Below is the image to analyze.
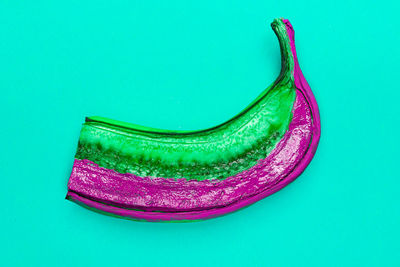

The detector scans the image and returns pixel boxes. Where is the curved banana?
[66,18,321,221]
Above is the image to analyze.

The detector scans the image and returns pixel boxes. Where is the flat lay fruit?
[66,18,321,221]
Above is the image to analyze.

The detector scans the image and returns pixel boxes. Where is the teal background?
[1,1,399,266]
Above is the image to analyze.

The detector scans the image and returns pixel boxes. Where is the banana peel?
[66,18,321,222]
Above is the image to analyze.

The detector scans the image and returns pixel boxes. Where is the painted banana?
[66,18,321,221]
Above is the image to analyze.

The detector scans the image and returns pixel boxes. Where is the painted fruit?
[66,18,321,222]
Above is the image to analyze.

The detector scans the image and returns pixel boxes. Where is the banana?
[66,18,320,221]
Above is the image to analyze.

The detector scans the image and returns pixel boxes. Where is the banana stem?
[271,18,295,85]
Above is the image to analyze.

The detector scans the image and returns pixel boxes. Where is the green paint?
[75,19,296,180]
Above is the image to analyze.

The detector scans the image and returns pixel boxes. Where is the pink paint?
[66,19,321,221]
[283,19,321,151]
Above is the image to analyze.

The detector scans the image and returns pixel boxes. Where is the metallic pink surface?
[66,19,321,221]
[283,19,321,150]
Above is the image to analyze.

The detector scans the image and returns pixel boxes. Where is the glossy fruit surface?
[67,18,321,221]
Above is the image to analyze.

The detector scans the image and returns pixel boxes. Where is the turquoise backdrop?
[1,1,399,266]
